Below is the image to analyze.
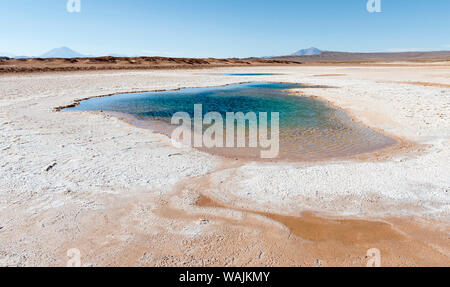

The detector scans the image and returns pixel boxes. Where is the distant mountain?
[40,47,86,58]
[0,52,35,59]
[290,47,322,56]
[0,52,16,58]
[271,50,450,63]
[1,48,133,59]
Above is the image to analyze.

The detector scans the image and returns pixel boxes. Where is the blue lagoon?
[65,82,396,161]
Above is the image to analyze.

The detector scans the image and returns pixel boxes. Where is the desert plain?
[0,63,449,266]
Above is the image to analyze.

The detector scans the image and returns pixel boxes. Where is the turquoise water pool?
[65,82,396,160]
[219,73,280,76]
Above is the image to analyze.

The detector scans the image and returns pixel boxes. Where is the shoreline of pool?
[58,81,406,163]
[1,66,448,266]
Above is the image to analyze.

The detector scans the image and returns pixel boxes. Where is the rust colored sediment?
[197,195,403,244]
[313,74,346,77]
[403,81,450,88]
[195,194,450,266]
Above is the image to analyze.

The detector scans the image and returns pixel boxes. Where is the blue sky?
[1,0,449,58]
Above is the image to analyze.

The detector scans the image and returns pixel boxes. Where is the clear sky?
[1,0,449,58]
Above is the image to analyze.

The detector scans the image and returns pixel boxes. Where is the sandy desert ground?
[0,56,297,73]
[0,64,449,266]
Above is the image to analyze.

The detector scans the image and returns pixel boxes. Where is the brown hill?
[2,51,450,74]
[272,51,450,63]
[0,56,299,74]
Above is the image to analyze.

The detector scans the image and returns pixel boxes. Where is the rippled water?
[65,82,396,161]
[219,73,280,76]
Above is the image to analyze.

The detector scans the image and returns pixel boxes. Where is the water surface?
[219,73,280,76]
[65,82,396,161]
